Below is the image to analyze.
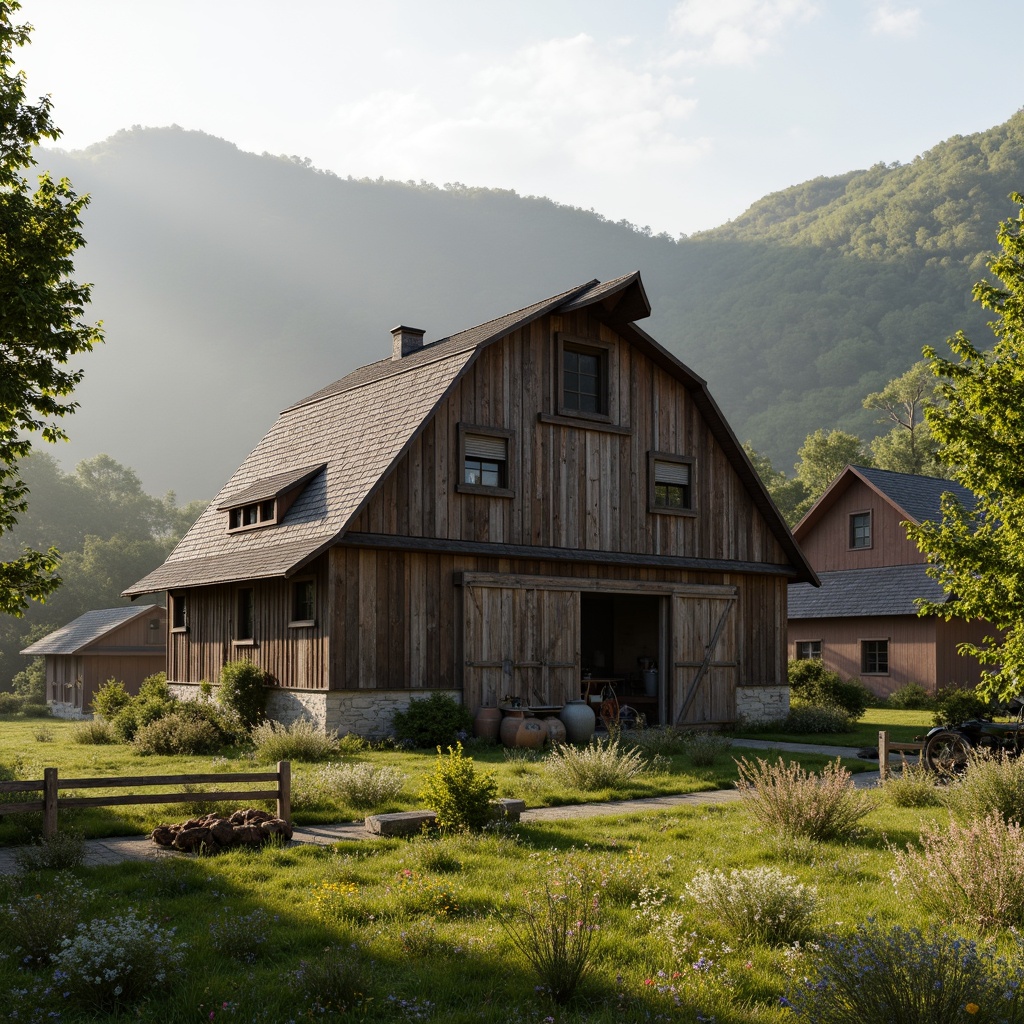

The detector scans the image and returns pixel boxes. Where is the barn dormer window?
[557,336,614,421]
[456,424,514,497]
[220,464,326,534]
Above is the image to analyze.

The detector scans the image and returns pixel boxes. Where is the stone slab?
[364,810,437,836]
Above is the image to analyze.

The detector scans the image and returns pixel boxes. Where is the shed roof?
[788,564,948,619]
[21,605,162,655]
[126,272,815,595]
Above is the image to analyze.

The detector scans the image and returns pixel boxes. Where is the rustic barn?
[788,464,988,698]
[21,605,167,715]
[126,272,816,735]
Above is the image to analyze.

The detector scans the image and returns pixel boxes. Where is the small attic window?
[219,464,325,535]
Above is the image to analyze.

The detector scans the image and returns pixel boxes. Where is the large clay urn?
[516,718,546,750]
[473,706,502,742]
[500,709,526,747]
[543,716,567,745]
[559,699,596,744]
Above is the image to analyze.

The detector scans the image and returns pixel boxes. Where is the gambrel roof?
[788,564,948,619]
[794,464,975,539]
[21,605,163,655]
[126,272,816,595]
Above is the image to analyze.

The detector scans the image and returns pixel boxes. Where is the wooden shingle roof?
[125,272,815,595]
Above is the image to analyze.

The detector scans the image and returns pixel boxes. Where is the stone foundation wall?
[168,683,463,739]
[47,701,91,721]
[735,685,788,725]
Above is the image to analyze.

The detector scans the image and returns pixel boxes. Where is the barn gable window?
[456,424,514,497]
[556,335,615,422]
[220,464,326,534]
[648,452,696,516]
[849,511,872,549]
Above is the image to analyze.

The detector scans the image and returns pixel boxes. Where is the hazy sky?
[15,0,1024,236]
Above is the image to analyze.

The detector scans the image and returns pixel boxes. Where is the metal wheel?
[923,730,972,775]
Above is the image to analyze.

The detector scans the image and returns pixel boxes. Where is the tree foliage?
[909,193,1024,699]
[0,2,102,614]
[863,361,944,475]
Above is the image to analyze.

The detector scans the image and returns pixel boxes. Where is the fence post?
[43,767,58,837]
[878,730,889,781]
[277,761,291,823]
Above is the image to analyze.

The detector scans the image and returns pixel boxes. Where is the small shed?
[21,605,167,714]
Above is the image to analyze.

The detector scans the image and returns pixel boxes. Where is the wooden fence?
[0,761,291,837]
[877,730,925,780]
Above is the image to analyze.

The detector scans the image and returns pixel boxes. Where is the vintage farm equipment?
[922,696,1024,774]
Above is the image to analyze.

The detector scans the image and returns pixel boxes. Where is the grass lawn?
[0,718,873,844]
[731,707,936,749]
[0,775,1002,1024]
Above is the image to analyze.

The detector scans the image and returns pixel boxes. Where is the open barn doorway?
[580,592,663,726]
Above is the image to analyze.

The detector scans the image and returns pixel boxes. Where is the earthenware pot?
[499,709,526,747]
[559,699,596,744]
[473,706,502,742]
[543,716,567,745]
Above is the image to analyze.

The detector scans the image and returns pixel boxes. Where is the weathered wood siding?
[796,478,921,571]
[934,617,992,691]
[350,311,788,566]
[168,556,328,689]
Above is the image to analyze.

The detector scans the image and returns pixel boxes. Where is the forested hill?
[45,111,1024,497]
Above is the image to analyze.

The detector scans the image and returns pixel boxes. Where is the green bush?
[392,692,472,748]
[11,656,45,703]
[933,685,990,727]
[71,719,116,745]
[0,692,22,715]
[132,711,225,755]
[943,751,1024,825]
[545,737,654,790]
[218,659,267,729]
[251,718,339,762]
[92,677,132,720]
[886,682,935,710]
[784,700,853,733]
[19,702,51,718]
[419,742,497,832]
[787,659,871,719]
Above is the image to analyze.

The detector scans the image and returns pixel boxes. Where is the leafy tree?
[743,442,808,526]
[0,2,102,614]
[909,193,1024,699]
[788,429,872,521]
[863,360,944,475]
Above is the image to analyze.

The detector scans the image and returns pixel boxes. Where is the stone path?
[0,739,889,874]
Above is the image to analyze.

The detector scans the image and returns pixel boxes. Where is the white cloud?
[667,0,818,65]
[868,3,922,36]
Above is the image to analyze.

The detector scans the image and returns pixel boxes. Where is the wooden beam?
[457,570,737,598]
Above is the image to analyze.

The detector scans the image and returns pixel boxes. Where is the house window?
[228,500,277,532]
[236,588,255,643]
[291,579,316,625]
[795,640,822,660]
[456,424,514,497]
[850,511,872,549]
[648,452,696,516]
[861,639,889,674]
[556,336,614,421]
[171,592,188,632]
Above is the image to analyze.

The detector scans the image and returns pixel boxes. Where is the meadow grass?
[0,795,992,1024]
[0,718,872,844]
[732,706,934,748]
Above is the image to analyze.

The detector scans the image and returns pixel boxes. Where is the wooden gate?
[671,589,738,726]
[459,576,579,713]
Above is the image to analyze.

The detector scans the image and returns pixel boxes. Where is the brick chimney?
[391,325,425,360]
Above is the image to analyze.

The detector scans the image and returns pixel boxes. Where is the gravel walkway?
[0,739,885,874]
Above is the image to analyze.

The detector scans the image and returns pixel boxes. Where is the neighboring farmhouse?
[22,605,167,715]
[787,464,987,698]
[126,272,816,736]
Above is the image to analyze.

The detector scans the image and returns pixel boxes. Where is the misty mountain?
[41,112,1024,498]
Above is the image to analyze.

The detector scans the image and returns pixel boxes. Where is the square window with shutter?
[648,453,695,515]
[456,424,514,496]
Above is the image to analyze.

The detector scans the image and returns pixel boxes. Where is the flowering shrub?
[53,908,186,1011]
[545,736,655,791]
[944,750,1024,825]
[498,852,602,1003]
[683,866,817,944]
[304,760,407,809]
[1,873,95,964]
[393,868,462,917]
[882,760,942,808]
[735,756,871,841]
[309,880,361,923]
[783,701,854,734]
[208,907,277,963]
[891,813,1024,931]
[286,945,370,1017]
[681,730,732,767]
[786,920,1024,1024]
[15,827,85,872]
[251,717,339,762]
[70,718,116,744]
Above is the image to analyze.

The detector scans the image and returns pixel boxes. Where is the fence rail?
[0,761,291,837]
[877,730,925,780]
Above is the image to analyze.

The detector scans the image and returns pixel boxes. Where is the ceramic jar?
[473,706,502,742]
[499,709,526,747]
[516,718,546,749]
[543,716,567,745]
[559,699,596,744]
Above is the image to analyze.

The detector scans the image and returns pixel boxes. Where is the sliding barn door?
[671,589,738,726]
[461,580,579,712]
